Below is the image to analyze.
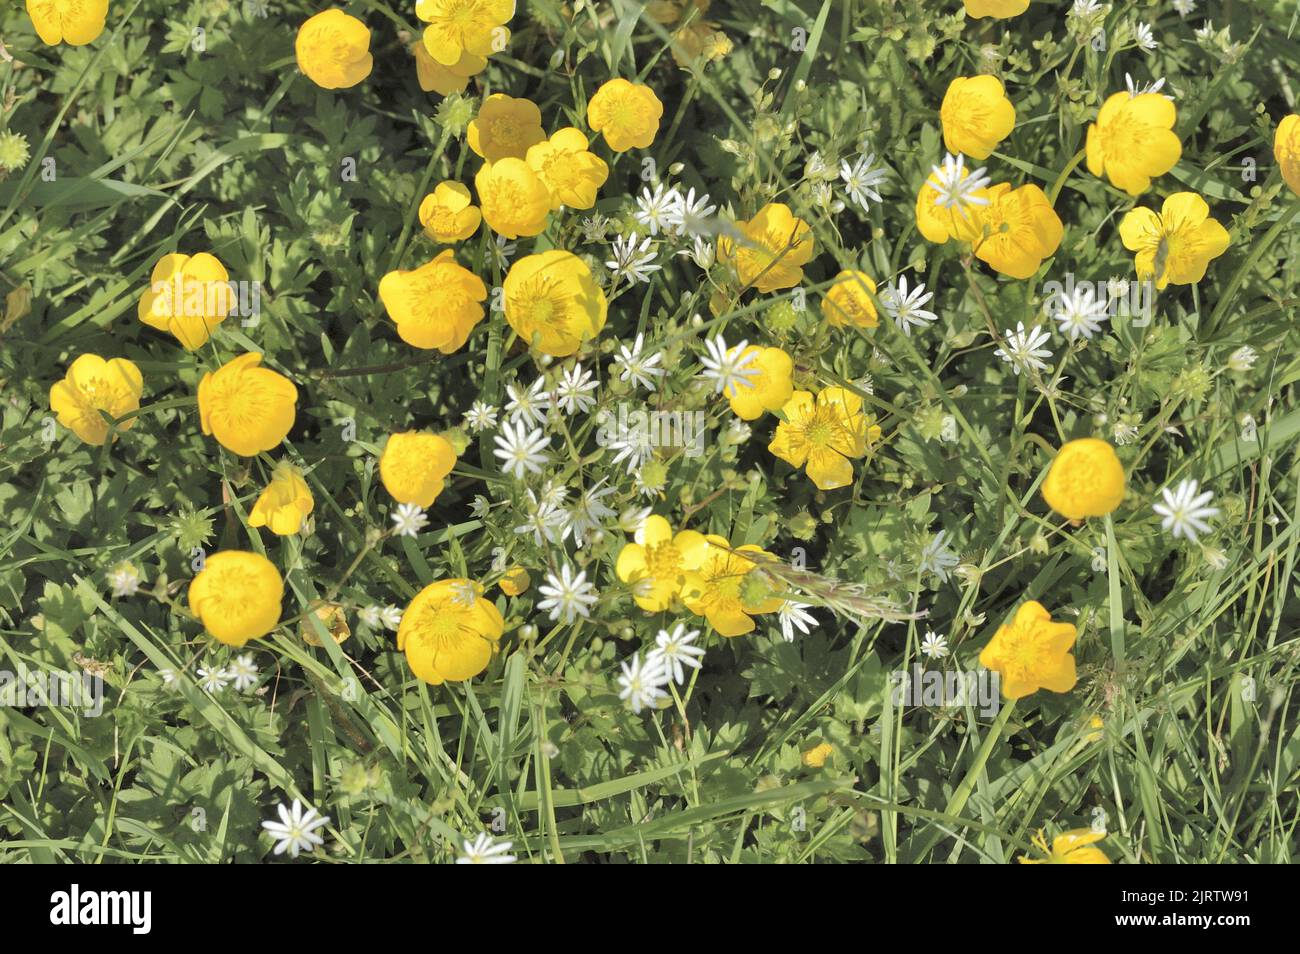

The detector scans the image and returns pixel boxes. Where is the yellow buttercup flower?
[474,158,551,238]
[49,354,143,446]
[25,0,107,46]
[397,579,505,684]
[248,462,315,536]
[418,182,482,243]
[671,20,732,68]
[680,535,783,637]
[413,41,485,96]
[295,9,373,90]
[503,250,608,356]
[300,601,351,647]
[526,128,609,210]
[467,94,545,163]
[198,353,298,457]
[915,160,990,245]
[647,0,709,24]
[137,252,232,351]
[1041,437,1125,521]
[499,566,531,596]
[586,78,664,152]
[979,601,1078,700]
[822,270,879,330]
[379,431,457,508]
[1274,114,1300,196]
[941,76,1016,160]
[717,202,815,293]
[1019,829,1110,864]
[379,249,487,352]
[768,387,880,491]
[972,183,1063,280]
[962,0,1029,18]
[188,550,284,647]
[1086,92,1182,196]
[802,742,834,768]
[615,515,709,612]
[26,0,108,46]
[416,0,513,67]
[1117,191,1230,290]
[728,346,794,420]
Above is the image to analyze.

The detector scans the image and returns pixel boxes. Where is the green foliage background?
[2,0,1299,862]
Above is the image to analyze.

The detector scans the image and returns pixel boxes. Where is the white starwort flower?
[918,530,960,583]
[635,468,666,498]
[449,581,477,607]
[621,506,653,540]
[261,799,331,859]
[698,333,759,396]
[665,187,716,236]
[920,630,949,659]
[566,478,617,546]
[880,274,938,335]
[490,234,517,268]
[538,480,568,509]
[358,605,383,628]
[606,232,661,284]
[646,623,705,684]
[464,400,499,432]
[1113,420,1139,445]
[1070,0,1105,16]
[1133,21,1158,50]
[456,832,516,864]
[514,490,568,546]
[1153,479,1220,543]
[505,378,551,427]
[158,667,179,688]
[727,417,752,443]
[1052,286,1110,340]
[994,322,1053,375]
[804,151,833,180]
[618,652,670,714]
[613,332,665,391]
[928,152,992,219]
[634,183,680,236]
[1125,72,1171,99]
[1194,20,1215,41]
[537,564,599,624]
[777,601,817,642]
[839,153,889,211]
[379,605,403,630]
[228,653,260,691]
[197,666,233,693]
[553,362,598,414]
[678,235,716,270]
[580,212,613,243]
[1203,546,1229,571]
[390,502,428,538]
[1172,0,1195,16]
[493,420,551,478]
[607,422,655,474]
[1227,345,1258,372]
[106,561,142,597]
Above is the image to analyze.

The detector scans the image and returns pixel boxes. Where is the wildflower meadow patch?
[2,0,1299,873]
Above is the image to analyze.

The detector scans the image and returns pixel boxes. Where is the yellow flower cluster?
[616,518,783,637]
